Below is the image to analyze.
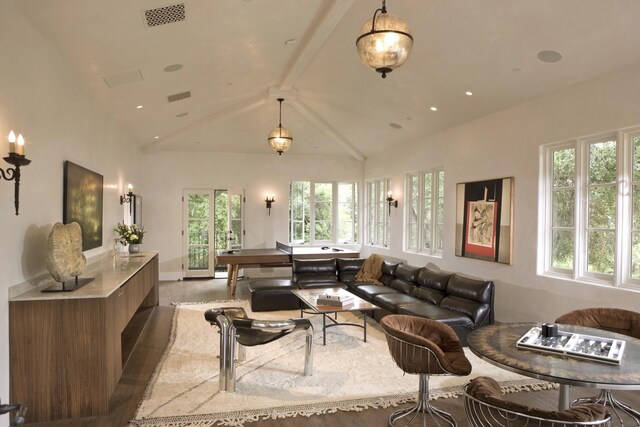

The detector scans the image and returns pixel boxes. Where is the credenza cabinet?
[9,252,159,423]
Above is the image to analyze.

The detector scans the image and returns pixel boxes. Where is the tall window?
[541,129,640,287]
[405,168,444,255]
[365,178,390,247]
[289,181,358,244]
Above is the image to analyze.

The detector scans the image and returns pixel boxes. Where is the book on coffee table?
[316,293,354,306]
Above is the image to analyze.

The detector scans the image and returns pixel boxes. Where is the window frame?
[288,180,358,245]
[540,127,640,289]
[365,178,390,247]
[404,167,444,257]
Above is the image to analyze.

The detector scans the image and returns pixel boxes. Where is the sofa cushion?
[373,293,423,312]
[447,274,493,304]
[416,268,452,292]
[292,258,338,285]
[412,286,446,305]
[389,278,417,295]
[381,260,399,276]
[380,273,396,286]
[355,284,401,300]
[398,304,474,329]
[440,296,491,327]
[394,264,421,282]
[337,258,365,282]
[297,281,346,290]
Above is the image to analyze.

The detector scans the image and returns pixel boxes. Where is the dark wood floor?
[28,277,640,426]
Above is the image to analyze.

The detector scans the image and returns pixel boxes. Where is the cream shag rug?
[129,300,554,427]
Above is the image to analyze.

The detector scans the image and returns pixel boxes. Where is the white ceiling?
[12,0,640,160]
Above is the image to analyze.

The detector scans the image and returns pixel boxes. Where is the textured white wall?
[364,63,640,323]
[139,151,364,280]
[0,0,139,414]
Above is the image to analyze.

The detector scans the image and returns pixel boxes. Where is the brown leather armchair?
[381,314,472,426]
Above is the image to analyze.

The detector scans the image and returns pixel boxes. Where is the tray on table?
[516,326,625,365]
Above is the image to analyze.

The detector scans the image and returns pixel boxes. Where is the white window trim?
[539,126,640,290]
[365,178,390,248]
[403,167,444,257]
[289,180,358,245]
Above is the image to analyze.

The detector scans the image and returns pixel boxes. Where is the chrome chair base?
[574,389,640,426]
[389,374,456,427]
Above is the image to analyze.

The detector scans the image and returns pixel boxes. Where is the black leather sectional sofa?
[247,257,495,345]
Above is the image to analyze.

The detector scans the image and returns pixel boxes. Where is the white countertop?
[10,252,158,301]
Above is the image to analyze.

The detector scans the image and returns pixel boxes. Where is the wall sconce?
[1,130,31,216]
[265,194,275,215]
[386,191,398,215]
[120,184,135,215]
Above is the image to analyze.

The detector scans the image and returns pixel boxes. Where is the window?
[541,129,640,287]
[289,181,358,244]
[365,178,390,247]
[405,168,444,255]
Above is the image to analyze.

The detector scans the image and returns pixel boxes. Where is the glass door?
[228,191,243,250]
[183,190,214,278]
[213,189,244,277]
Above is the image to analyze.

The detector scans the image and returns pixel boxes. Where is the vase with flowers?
[114,223,145,254]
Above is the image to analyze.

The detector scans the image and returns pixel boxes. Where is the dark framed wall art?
[63,161,104,251]
[455,177,513,264]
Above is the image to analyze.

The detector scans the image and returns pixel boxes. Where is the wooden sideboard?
[9,252,159,422]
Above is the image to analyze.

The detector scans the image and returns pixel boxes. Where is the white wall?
[364,63,640,323]
[0,0,139,414]
[139,151,364,280]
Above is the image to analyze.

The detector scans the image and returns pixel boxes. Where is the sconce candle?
[7,130,16,154]
[386,191,398,215]
[16,134,25,156]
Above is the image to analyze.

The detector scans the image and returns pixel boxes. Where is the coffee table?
[292,287,380,345]
[468,322,640,418]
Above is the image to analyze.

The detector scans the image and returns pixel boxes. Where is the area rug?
[129,300,555,427]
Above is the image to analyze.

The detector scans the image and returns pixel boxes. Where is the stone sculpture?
[46,222,87,282]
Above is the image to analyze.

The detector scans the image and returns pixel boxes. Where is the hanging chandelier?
[267,98,293,155]
[355,0,413,79]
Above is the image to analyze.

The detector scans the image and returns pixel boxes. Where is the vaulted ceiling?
[12,0,640,160]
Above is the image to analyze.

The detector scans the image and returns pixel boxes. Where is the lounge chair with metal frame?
[205,307,314,392]
[380,314,472,426]
[464,376,611,427]
[555,307,640,426]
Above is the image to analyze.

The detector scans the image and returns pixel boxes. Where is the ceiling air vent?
[167,91,191,103]
[144,3,185,27]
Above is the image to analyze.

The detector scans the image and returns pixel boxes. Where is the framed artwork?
[63,161,104,251]
[455,177,513,264]
[133,194,142,226]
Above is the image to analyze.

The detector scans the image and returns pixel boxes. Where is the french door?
[183,189,244,278]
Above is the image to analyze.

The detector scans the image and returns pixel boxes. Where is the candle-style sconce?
[1,131,31,216]
[120,184,135,215]
[265,194,275,215]
[386,191,398,216]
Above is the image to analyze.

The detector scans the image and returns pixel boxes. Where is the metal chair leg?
[389,374,457,426]
[304,325,314,376]
[574,390,640,426]
[227,327,237,392]
[215,315,231,392]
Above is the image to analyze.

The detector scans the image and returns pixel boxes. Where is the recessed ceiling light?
[226,82,233,86]
[537,50,562,63]
[465,91,473,96]
[389,122,402,129]
[176,112,189,117]
[136,105,143,109]
[512,67,522,73]
[194,141,200,144]
[154,136,159,139]
[284,38,297,46]
[164,64,183,72]
[430,106,438,111]
[405,116,413,121]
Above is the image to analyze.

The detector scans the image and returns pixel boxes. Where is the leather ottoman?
[247,279,300,312]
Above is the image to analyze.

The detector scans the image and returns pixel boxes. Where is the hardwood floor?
[28,277,640,426]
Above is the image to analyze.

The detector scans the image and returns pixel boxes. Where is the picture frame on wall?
[455,177,513,264]
[133,194,142,226]
[63,161,104,251]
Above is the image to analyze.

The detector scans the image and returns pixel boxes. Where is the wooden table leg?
[231,265,239,296]
[226,264,232,287]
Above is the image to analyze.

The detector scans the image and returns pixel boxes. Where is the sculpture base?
[41,277,95,293]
